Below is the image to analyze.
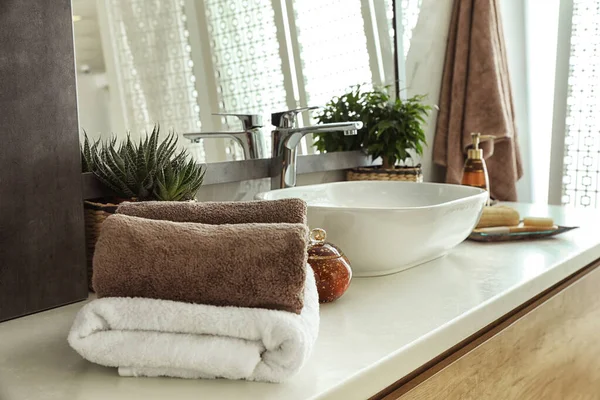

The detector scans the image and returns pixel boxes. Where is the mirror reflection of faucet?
[183,107,362,190]
[270,107,362,189]
[183,113,266,160]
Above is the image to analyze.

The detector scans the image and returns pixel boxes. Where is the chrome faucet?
[271,107,362,189]
[183,113,266,160]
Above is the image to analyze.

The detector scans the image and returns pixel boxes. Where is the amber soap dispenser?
[461,132,495,194]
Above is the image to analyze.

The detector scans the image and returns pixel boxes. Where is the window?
[560,0,600,207]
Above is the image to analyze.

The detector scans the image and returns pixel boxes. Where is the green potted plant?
[314,86,432,182]
[81,125,205,288]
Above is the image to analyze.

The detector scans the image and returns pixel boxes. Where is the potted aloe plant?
[81,125,205,288]
[314,86,432,182]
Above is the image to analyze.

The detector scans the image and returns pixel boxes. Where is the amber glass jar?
[307,228,352,303]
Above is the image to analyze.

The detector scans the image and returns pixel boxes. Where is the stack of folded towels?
[68,199,319,383]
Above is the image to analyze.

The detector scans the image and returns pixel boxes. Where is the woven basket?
[84,200,120,290]
[346,165,423,182]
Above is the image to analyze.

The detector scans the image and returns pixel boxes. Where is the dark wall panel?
[0,0,88,321]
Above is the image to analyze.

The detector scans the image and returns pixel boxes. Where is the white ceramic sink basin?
[257,181,487,276]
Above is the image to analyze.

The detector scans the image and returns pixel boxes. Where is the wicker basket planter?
[83,200,121,290]
[346,165,423,182]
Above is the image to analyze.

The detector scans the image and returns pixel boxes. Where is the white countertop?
[2,203,600,400]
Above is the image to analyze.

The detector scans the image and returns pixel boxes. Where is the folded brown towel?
[432,0,523,201]
[92,214,309,314]
[116,199,307,225]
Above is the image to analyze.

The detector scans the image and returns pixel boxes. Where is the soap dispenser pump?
[461,132,495,194]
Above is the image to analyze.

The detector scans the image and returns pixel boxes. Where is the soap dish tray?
[468,226,578,242]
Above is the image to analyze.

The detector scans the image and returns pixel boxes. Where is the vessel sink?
[257,181,487,277]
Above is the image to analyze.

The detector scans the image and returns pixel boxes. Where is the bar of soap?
[523,217,554,228]
[476,206,520,228]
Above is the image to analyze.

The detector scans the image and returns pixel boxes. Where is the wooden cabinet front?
[379,263,600,400]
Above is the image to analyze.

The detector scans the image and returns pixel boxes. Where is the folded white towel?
[68,267,319,383]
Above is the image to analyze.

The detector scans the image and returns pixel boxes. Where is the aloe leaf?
[147,125,159,173]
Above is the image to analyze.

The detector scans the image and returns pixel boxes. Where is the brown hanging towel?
[432,0,523,201]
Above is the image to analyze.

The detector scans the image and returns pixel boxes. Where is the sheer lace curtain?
[103,0,206,161]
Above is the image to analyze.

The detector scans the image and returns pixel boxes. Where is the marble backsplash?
[195,170,346,202]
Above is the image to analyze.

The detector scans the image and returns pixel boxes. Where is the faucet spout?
[183,112,265,160]
[184,131,246,142]
[271,120,363,189]
[183,130,265,160]
[277,121,362,149]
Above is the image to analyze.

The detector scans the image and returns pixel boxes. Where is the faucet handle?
[271,106,320,128]
[213,113,263,130]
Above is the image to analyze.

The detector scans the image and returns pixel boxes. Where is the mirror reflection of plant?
[81,125,205,201]
[313,86,432,170]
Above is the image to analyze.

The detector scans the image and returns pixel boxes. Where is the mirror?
[73,0,420,163]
